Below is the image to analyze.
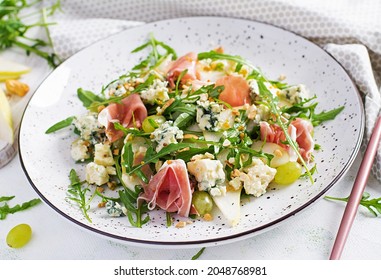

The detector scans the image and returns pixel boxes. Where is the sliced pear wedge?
[0,58,31,77]
[212,187,242,226]
[251,141,290,168]
[0,87,14,144]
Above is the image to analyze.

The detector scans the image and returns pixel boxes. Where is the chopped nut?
[157,98,175,115]
[97,105,105,113]
[183,134,198,139]
[203,213,213,221]
[178,147,190,152]
[214,46,224,54]
[107,181,117,190]
[5,79,29,97]
[278,74,286,81]
[175,221,187,228]
[96,187,104,193]
[98,201,106,208]
[231,169,241,178]
[113,149,120,155]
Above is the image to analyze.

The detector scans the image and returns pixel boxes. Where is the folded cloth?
[49,0,381,181]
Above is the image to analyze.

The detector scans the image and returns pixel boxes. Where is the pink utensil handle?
[330,115,381,260]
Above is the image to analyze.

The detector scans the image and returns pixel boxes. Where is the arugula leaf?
[198,51,258,71]
[173,112,195,129]
[67,169,94,223]
[0,0,62,67]
[131,33,177,72]
[45,116,75,134]
[325,192,381,217]
[312,106,345,126]
[0,196,41,220]
[118,187,150,228]
[191,247,206,260]
[77,88,105,108]
[128,143,198,175]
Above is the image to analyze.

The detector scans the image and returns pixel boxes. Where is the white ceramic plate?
[19,17,363,248]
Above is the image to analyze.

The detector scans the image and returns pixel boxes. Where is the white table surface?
[1,48,381,261]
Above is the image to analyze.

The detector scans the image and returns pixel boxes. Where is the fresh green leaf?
[191,247,206,260]
[0,196,41,220]
[77,88,105,108]
[45,116,75,134]
[67,169,94,223]
[312,106,345,126]
[0,0,62,67]
[325,192,381,217]
[173,112,195,129]
[118,187,150,228]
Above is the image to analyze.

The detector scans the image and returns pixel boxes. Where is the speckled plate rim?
[19,16,364,248]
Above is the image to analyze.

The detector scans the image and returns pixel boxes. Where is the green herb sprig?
[118,186,150,228]
[67,169,95,223]
[325,192,381,217]
[0,195,41,220]
[0,0,63,67]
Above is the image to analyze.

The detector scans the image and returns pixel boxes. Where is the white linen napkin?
[49,0,381,181]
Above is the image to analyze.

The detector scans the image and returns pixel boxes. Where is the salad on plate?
[46,34,343,228]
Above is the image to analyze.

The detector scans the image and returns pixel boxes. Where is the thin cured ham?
[260,118,314,161]
[167,52,199,88]
[291,118,314,161]
[98,94,147,142]
[139,159,193,217]
[215,75,250,107]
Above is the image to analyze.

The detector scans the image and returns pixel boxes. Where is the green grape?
[192,191,213,216]
[274,161,303,185]
[6,223,32,248]
[142,115,166,133]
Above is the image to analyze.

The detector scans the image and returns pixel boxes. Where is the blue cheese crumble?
[151,121,184,152]
[196,94,234,131]
[140,78,170,104]
[229,157,276,197]
[70,139,90,162]
[106,201,127,217]
[279,84,309,104]
[187,153,226,196]
[73,112,104,144]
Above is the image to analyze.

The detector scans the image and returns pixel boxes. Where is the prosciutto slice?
[215,75,250,107]
[167,52,199,88]
[139,159,193,217]
[291,118,314,161]
[260,118,314,162]
[98,94,147,142]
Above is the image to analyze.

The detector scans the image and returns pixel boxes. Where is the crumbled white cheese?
[94,143,114,166]
[196,98,234,131]
[151,121,184,152]
[187,154,226,196]
[106,201,127,217]
[70,139,89,162]
[73,112,103,143]
[279,84,309,104]
[229,157,276,197]
[140,78,169,104]
[86,162,109,186]
[105,76,144,98]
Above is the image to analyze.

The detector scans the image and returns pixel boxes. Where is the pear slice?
[0,58,31,76]
[0,87,14,144]
[0,74,21,82]
[212,187,242,226]
[251,141,290,168]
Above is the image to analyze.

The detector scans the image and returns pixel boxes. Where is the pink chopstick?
[330,115,381,260]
